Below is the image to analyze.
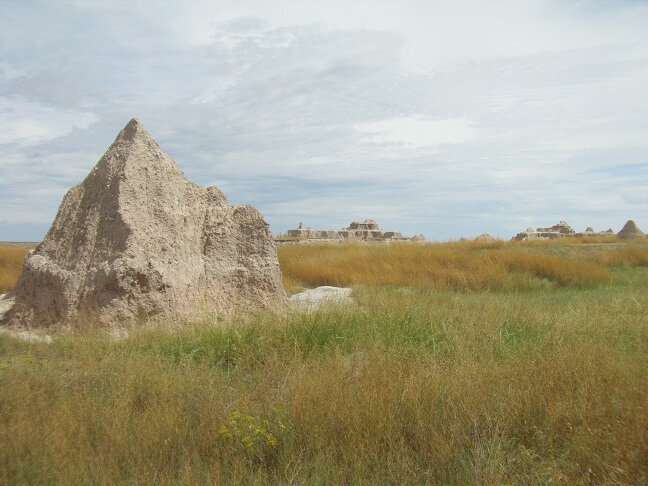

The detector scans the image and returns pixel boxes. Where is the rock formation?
[513,221,616,241]
[2,119,285,327]
[280,220,425,243]
[514,221,576,240]
[474,233,496,242]
[617,220,645,239]
[537,221,575,236]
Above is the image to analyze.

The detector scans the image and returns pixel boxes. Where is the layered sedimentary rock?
[514,221,575,240]
[2,119,285,327]
[617,220,645,239]
[281,220,424,242]
[513,221,616,241]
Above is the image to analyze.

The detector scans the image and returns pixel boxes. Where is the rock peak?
[88,118,172,181]
[617,220,644,239]
[115,118,150,143]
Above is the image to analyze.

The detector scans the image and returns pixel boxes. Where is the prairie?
[0,244,31,293]
[277,238,648,293]
[1,239,647,484]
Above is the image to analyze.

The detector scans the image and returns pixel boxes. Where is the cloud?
[355,116,481,147]
[0,97,97,146]
[0,1,647,242]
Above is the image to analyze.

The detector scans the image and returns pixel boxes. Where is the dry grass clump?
[0,245,31,292]
[511,235,620,245]
[593,244,648,267]
[278,241,614,293]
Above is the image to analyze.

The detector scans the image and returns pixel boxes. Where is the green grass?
[0,241,647,484]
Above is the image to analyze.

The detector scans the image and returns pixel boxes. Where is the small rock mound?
[2,119,286,327]
[617,220,645,239]
[474,233,496,242]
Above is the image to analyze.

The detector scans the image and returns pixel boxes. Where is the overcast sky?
[1,0,647,241]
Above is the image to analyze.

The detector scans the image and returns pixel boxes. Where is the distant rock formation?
[474,233,496,242]
[279,220,425,243]
[513,221,575,240]
[617,220,645,239]
[513,221,617,241]
[580,227,615,237]
[2,119,285,327]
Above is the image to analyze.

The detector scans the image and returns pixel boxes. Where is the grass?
[1,240,647,484]
[0,244,32,292]
[277,239,648,293]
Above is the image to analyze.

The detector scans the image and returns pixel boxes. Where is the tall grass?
[1,240,647,483]
[278,240,648,293]
[3,240,647,294]
[1,277,647,484]
[0,245,31,292]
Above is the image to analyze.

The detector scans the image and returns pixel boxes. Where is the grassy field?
[278,238,648,293]
[0,244,32,292]
[1,240,647,484]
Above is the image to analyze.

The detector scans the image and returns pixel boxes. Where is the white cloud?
[0,97,97,146]
[355,116,480,147]
[0,0,647,241]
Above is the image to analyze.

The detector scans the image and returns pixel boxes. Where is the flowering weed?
[219,409,286,465]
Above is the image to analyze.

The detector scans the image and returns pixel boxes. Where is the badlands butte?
[1,119,285,327]
[0,118,645,328]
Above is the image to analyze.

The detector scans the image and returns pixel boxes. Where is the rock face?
[617,220,645,239]
[2,119,286,327]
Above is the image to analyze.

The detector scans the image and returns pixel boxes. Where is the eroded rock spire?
[2,119,286,327]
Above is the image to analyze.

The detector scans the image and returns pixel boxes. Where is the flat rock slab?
[289,286,353,313]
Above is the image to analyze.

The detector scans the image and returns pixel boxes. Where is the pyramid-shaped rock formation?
[2,119,286,327]
[617,220,645,239]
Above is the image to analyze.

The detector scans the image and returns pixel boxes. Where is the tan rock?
[617,220,645,239]
[2,119,285,327]
[474,233,496,242]
[514,221,575,240]
[284,220,423,242]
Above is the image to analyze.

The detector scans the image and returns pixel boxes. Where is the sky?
[1,0,647,242]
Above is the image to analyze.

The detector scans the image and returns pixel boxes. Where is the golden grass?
[277,240,647,293]
[1,240,647,483]
[1,276,647,484]
[0,245,32,293]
